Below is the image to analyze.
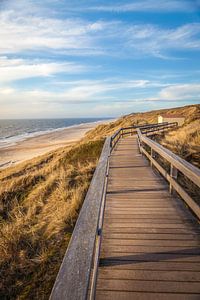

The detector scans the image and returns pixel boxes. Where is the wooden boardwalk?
[96,136,200,300]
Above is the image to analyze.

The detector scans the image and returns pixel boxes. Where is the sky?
[0,0,200,118]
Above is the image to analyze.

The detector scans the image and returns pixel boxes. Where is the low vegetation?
[86,104,200,141]
[157,119,200,168]
[0,104,199,299]
[155,117,200,203]
[0,139,104,299]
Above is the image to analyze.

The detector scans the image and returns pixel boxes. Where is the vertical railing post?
[138,138,141,154]
[169,164,178,194]
[150,148,156,167]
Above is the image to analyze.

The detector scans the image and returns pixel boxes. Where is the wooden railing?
[110,122,176,150]
[137,128,200,219]
[50,137,111,300]
[50,121,200,300]
[141,122,178,136]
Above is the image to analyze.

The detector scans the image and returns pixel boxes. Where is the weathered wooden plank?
[109,168,157,173]
[103,218,193,224]
[106,192,178,199]
[105,214,193,223]
[107,188,168,193]
[103,208,188,216]
[96,279,200,293]
[101,238,200,247]
[102,227,200,234]
[108,181,166,186]
[105,206,186,210]
[105,202,185,207]
[104,215,193,221]
[108,178,165,182]
[107,196,182,201]
[103,221,195,228]
[106,201,180,206]
[99,260,200,271]
[101,245,200,254]
[100,252,200,262]
[106,207,189,212]
[98,269,200,281]
[102,233,200,240]
[96,291,200,300]
[104,207,187,212]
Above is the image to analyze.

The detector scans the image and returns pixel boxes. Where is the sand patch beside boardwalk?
[0,121,111,169]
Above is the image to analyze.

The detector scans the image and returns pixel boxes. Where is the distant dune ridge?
[0,104,199,299]
[86,104,200,167]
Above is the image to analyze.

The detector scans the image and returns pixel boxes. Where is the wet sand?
[0,121,110,169]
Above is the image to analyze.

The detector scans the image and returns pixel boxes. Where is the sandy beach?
[0,120,111,169]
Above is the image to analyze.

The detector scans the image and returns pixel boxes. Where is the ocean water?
[0,118,108,148]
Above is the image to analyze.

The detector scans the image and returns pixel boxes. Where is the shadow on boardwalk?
[100,247,200,267]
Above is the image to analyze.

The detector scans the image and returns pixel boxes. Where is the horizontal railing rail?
[110,122,174,151]
[137,128,200,219]
[50,137,111,300]
[141,122,178,136]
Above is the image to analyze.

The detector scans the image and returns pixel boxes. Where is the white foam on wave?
[0,119,114,149]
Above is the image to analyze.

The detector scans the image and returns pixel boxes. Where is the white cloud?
[1,80,199,109]
[0,87,15,94]
[0,56,86,83]
[159,83,200,100]
[132,83,200,101]
[124,23,200,58]
[0,79,152,104]
[91,0,198,12]
[0,5,199,59]
[0,9,107,55]
[1,81,199,118]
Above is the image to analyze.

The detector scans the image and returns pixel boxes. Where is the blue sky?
[0,0,200,118]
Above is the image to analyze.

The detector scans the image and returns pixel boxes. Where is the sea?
[0,118,109,148]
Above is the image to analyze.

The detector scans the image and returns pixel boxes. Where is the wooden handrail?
[141,122,177,135]
[137,128,200,219]
[50,137,111,300]
[122,122,169,131]
[110,122,174,150]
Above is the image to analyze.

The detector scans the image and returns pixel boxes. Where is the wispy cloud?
[1,80,199,117]
[0,79,153,104]
[0,9,107,55]
[120,23,200,58]
[0,57,87,83]
[133,83,200,101]
[158,83,200,100]
[1,6,199,59]
[91,0,199,13]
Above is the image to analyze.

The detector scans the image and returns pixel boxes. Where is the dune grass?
[157,119,200,168]
[154,119,200,204]
[86,104,200,140]
[0,139,104,299]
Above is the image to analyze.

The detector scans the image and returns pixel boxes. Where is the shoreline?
[0,119,113,169]
[0,119,111,149]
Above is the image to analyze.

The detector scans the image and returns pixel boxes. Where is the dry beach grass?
[0,139,104,299]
